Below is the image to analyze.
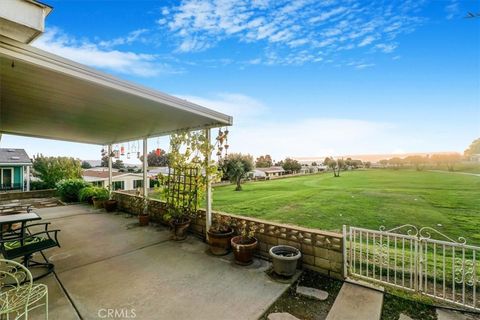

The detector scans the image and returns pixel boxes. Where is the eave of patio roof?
[0,36,232,145]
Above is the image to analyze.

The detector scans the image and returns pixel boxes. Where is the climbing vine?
[163,129,228,221]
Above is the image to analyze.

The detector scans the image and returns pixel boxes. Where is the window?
[112,181,124,190]
[92,181,103,187]
[133,180,143,188]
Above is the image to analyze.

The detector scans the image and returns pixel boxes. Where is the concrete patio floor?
[27,204,291,320]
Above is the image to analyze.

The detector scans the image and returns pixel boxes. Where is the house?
[0,148,32,191]
[469,154,480,162]
[254,167,285,179]
[147,166,170,178]
[82,170,144,191]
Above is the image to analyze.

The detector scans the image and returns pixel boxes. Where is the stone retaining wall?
[0,189,57,201]
[113,191,344,280]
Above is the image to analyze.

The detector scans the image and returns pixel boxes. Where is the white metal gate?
[343,225,479,311]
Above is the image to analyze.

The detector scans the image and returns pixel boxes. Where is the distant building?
[147,167,170,178]
[254,166,285,179]
[0,148,32,191]
[82,170,144,191]
[470,154,480,162]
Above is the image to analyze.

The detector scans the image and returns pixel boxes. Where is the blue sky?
[1,0,479,163]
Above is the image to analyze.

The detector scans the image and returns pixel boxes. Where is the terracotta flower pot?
[138,214,150,226]
[104,200,117,212]
[207,228,234,256]
[231,235,258,265]
[171,218,191,241]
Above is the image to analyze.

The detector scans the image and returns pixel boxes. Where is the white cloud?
[178,93,267,123]
[358,35,376,47]
[355,63,375,69]
[98,29,149,48]
[176,93,394,159]
[445,0,460,20]
[157,0,426,68]
[375,43,397,53]
[32,28,178,77]
[309,7,348,24]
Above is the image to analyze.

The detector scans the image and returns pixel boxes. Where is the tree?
[404,155,428,171]
[431,153,463,171]
[221,153,254,191]
[255,154,273,168]
[32,154,82,188]
[364,161,372,168]
[350,159,363,169]
[311,162,318,166]
[81,161,92,169]
[325,157,344,177]
[101,156,125,169]
[388,157,404,170]
[379,159,388,168]
[282,158,301,173]
[464,138,480,158]
[141,149,169,167]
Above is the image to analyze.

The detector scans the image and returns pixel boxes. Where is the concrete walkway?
[326,282,384,320]
[27,204,291,320]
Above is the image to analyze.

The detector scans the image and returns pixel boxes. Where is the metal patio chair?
[0,259,48,320]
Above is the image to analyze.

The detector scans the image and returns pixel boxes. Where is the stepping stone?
[296,285,328,300]
[326,282,383,320]
[436,308,475,320]
[268,312,300,320]
[399,314,413,320]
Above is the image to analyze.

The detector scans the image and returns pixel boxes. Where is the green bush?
[93,187,110,201]
[56,179,91,202]
[30,180,51,190]
[79,186,109,202]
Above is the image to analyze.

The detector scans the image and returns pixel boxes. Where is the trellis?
[165,166,200,216]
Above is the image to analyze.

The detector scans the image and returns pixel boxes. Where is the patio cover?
[0,35,232,145]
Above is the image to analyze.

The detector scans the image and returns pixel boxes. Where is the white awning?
[0,36,232,145]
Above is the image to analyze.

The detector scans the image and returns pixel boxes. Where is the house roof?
[0,35,232,145]
[0,148,32,165]
[82,170,143,181]
[256,166,285,173]
[82,170,128,179]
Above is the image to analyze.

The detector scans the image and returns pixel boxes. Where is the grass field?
[211,169,480,245]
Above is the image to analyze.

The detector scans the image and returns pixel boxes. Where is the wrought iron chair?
[0,259,48,320]
[0,223,60,279]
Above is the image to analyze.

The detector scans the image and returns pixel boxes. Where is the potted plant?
[138,198,150,226]
[164,207,191,240]
[79,186,98,204]
[104,190,118,212]
[269,245,301,277]
[207,215,234,256]
[92,188,109,209]
[231,221,258,265]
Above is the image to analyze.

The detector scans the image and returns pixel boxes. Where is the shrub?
[56,179,91,202]
[92,187,109,201]
[30,180,51,190]
[79,186,107,202]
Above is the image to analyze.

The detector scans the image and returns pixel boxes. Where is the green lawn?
[211,170,480,245]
